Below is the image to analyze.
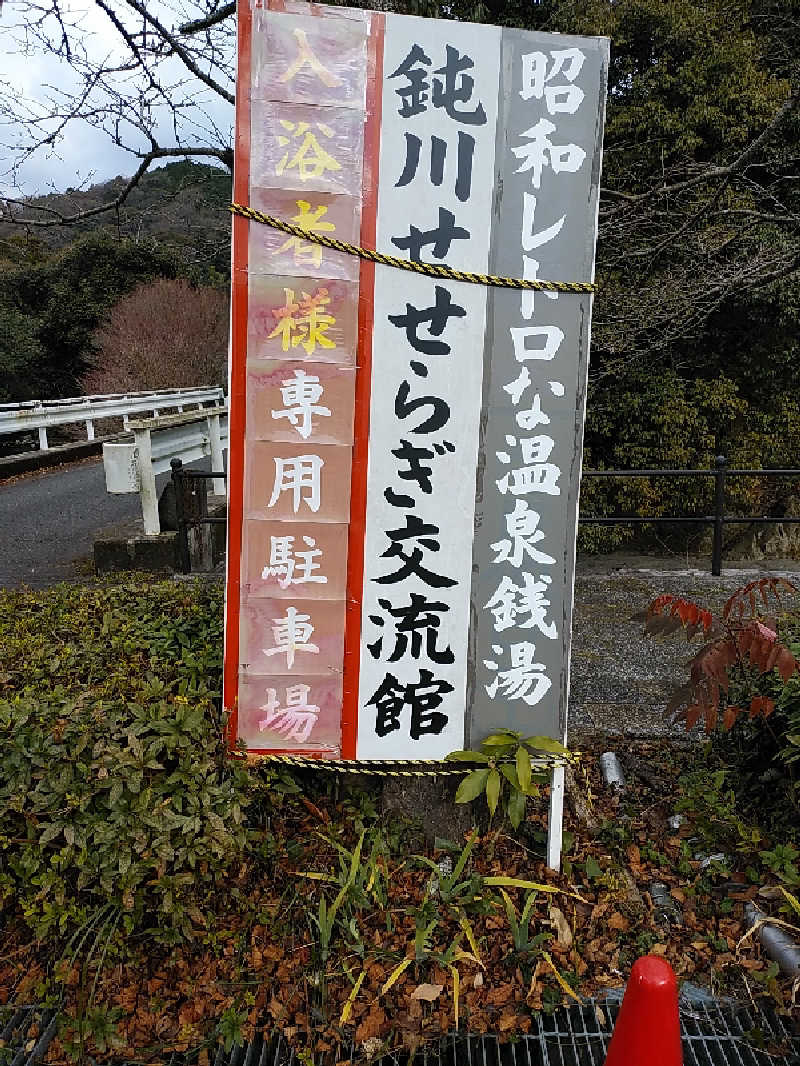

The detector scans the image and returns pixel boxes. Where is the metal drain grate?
[0,1005,59,1066]
[211,997,799,1066]
[2,995,797,1066]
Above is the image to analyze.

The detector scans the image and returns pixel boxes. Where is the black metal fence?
[171,455,800,577]
[580,455,800,575]
[171,458,226,574]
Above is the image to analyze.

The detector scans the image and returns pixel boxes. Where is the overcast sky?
[0,0,234,198]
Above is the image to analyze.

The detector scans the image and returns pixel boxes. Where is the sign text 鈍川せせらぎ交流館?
[225,1,608,765]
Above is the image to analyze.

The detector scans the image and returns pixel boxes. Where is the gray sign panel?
[468,31,609,745]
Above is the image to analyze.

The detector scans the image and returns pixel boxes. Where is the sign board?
[225,0,608,776]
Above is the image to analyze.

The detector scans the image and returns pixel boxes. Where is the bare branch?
[178,2,236,35]
[120,0,235,104]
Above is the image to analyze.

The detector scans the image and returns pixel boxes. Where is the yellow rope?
[244,753,567,776]
[230,202,596,295]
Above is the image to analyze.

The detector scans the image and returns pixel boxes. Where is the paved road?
[0,458,177,589]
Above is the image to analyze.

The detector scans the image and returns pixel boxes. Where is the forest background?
[2,0,799,553]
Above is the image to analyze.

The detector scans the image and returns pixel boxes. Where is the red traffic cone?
[603,956,683,1066]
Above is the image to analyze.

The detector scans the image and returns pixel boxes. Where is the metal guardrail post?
[171,459,191,574]
[133,425,159,535]
[207,411,225,496]
[711,454,727,576]
[36,403,48,450]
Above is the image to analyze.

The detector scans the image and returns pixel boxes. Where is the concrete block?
[94,520,179,574]
[93,498,226,575]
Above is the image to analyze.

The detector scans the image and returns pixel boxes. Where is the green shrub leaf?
[455,769,490,804]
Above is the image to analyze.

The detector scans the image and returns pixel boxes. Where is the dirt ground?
[570,554,800,737]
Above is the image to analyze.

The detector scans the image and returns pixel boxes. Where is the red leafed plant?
[635,578,800,733]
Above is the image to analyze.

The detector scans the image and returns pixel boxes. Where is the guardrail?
[580,455,800,575]
[0,387,224,450]
[103,408,228,535]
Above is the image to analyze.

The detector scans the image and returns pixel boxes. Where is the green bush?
[0,579,251,943]
[0,691,249,941]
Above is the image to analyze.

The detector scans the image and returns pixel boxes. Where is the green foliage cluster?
[0,578,251,942]
[0,233,178,402]
[579,370,800,553]
[447,729,570,827]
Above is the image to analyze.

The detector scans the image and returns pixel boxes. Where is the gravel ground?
[569,553,800,738]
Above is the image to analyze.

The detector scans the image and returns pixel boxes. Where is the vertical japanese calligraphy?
[227,0,608,762]
[469,33,607,746]
[356,18,501,759]
[234,1,369,753]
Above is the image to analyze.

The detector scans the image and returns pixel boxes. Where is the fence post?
[134,426,160,535]
[171,458,191,574]
[711,454,727,576]
[85,419,95,441]
[36,403,48,450]
[207,411,225,496]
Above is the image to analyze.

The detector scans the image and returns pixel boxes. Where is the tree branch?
[120,0,235,104]
[178,2,236,36]
[603,87,800,219]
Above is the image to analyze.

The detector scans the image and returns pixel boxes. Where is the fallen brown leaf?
[410,983,443,1002]
[607,912,629,932]
[550,906,573,948]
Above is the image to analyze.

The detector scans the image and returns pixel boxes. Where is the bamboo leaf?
[458,913,483,966]
[779,885,800,917]
[448,964,460,1029]
[542,952,582,1004]
[486,877,588,903]
[523,735,568,756]
[521,891,538,924]
[446,750,490,763]
[291,870,337,882]
[507,786,526,828]
[516,746,532,793]
[381,956,413,994]
[482,732,520,746]
[451,828,478,882]
[339,968,366,1025]
[499,888,517,918]
[500,763,521,790]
